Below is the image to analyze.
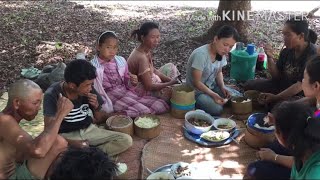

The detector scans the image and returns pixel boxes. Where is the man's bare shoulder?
[0,113,20,137]
[0,113,17,124]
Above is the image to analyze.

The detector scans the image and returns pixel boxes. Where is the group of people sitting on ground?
[243,17,320,180]
[244,56,320,180]
[1,15,320,179]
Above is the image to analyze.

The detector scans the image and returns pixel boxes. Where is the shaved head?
[8,79,42,106]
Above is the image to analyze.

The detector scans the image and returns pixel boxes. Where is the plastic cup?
[246,44,255,55]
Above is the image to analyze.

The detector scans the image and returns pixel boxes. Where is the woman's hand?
[257,148,276,162]
[221,87,231,99]
[264,44,275,59]
[129,73,138,86]
[210,92,226,105]
[168,76,179,86]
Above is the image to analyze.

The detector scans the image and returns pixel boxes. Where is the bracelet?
[274,154,279,161]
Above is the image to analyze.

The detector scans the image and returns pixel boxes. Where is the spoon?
[146,168,154,174]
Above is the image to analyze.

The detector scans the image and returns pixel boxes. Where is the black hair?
[215,25,239,42]
[309,29,318,44]
[50,147,118,180]
[64,60,96,86]
[97,31,118,46]
[306,55,320,84]
[272,101,320,162]
[214,25,239,61]
[130,21,159,42]
[285,16,317,43]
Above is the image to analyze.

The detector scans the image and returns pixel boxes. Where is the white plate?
[200,130,230,142]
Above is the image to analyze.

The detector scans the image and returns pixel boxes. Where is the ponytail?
[130,29,141,41]
[272,101,319,160]
[130,21,159,43]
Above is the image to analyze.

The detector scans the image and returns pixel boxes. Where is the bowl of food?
[244,113,275,148]
[247,113,275,133]
[200,130,230,142]
[134,115,161,139]
[170,162,193,178]
[213,118,236,132]
[244,90,261,107]
[184,110,214,135]
[231,97,252,115]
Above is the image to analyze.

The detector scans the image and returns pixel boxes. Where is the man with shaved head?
[0,79,73,179]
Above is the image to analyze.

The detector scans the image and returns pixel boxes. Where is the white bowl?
[184,110,215,135]
[213,118,236,132]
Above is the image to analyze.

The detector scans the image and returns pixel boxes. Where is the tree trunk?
[193,0,251,44]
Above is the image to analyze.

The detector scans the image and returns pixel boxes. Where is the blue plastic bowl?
[247,113,274,134]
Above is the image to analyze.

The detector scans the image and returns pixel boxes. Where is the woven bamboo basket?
[244,125,275,149]
[170,84,195,119]
[134,115,161,139]
[106,115,134,136]
[231,97,253,115]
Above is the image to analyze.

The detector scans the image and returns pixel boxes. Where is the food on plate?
[134,117,159,128]
[187,118,211,127]
[171,162,192,178]
[146,172,175,180]
[200,130,230,142]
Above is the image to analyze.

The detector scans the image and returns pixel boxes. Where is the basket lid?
[106,115,132,128]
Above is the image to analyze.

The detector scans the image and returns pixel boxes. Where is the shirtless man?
[0,79,73,179]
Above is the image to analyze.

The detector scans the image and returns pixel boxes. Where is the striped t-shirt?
[43,82,103,133]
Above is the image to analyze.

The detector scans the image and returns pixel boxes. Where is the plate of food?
[148,162,195,179]
[200,130,230,142]
[170,162,193,178]
[183,126,240,147]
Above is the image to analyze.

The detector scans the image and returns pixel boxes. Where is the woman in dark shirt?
[244,16,317,106]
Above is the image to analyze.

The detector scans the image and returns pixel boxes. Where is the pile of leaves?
[0,1,319,96]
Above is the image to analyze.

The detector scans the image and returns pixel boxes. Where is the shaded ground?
[1,1,319,96]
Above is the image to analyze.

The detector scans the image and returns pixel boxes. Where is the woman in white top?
[185,25,240,115]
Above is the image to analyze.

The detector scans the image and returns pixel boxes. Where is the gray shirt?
[186,44,227,95]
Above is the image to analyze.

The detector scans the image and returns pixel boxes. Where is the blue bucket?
[247,113,274,133]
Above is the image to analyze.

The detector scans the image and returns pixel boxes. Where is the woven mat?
[116,113,185,179]
[141,110,257,179]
